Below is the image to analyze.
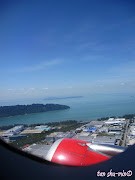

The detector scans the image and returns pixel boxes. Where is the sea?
[0,93,135,127]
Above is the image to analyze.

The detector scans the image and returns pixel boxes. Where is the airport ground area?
[0,115,135,159]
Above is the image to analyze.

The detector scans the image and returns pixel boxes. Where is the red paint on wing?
[56,138,88,155]
[51,138,110,166]
[82,149,110,166]
[52,149,84,166]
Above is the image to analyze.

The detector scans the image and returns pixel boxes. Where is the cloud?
[76,41,109,53]
[29,88,35,91]
[8,89,14,91]
[17,88,36,95]
[67,86,72,89]
[98,85,104,88]
[43,88,48,90]
[82,54,109,62]
[109,61,135,77]
[18,59,62,72]
[120,83,125,86]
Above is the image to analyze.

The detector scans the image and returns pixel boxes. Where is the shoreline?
[0,113,134,128]
[0,108,70,120]
[0,103,70,119]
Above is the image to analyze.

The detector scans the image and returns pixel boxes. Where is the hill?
[0,104,70,118]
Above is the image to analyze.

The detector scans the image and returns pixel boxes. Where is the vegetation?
[129,119,134,124]
[9,120,87,149]
[1,113,135,149]
[0,104,70,118]
[54,121,85,132]
[97,117,109,121]
[97,114,135,121]
[10,131,53,149]
[0,124,28,130]
[123,114,134,119]
[0,125,15,130]
[46,120,88,132]
[0,120,82,130]
[46,120,78,126]
[97,116,116,121]
[119,140,122,146]
[121,132,125,140]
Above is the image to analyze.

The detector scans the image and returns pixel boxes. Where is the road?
[122,120,129,147]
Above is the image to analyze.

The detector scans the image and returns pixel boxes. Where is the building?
[23,143,52,158]
[109,127,122,132]
[105,118,125,125]
[78,132,90,136]
[83,126,97,133]
[89,127,97,133]
[20,129,43,134]
[46,132,75,143]
[73,131,94,142]
[9,135,27,142]
[94,125,103,128]
[2,125,24,138]
[75,128,82,133]
[98,127,109,133]
[92,136,116,145]
[115,118,126,122]
[0,131,4,136]
[90,121,104,126]
[83,126,91,132]
[130,129,135,136]
[35,125,51,131]
[129,125,135,136]
[108,127,122,136]
[45,136,55,143]
[73,135,93,142]
[127,139,135,146]
[108,132,121,135]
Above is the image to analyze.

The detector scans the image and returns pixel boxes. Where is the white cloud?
[16,88,36,95]
[98,85,104,88]
[67,86,72,89]
[76,41,109,53]
[20,88,25,91]
[18,59,62,72]
[29,88,35,90]
[43,88,48,90]
[120,82,125,86]
[8,89,14,91]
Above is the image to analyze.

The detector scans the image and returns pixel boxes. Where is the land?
[0,113,135,159]
[44,96,83,100]
[0,104,70,118]
[1,120,87,148]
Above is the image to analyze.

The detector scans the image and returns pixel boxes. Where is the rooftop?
[92,136,116,145]
[24,143,52,158]
[20,129,43,134]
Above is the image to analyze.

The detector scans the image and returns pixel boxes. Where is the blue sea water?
[0,94,135,126]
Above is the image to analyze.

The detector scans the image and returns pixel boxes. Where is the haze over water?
[0,93,135,126]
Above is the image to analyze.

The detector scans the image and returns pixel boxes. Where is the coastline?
[0,108,70,120]
[0,112,134,128]
[0,98,135,127]
[0,104,70,119]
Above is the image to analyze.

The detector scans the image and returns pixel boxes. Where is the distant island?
[44,96,83,100]
[0,104,70,118]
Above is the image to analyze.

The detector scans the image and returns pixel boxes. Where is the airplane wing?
[45,138,126,166]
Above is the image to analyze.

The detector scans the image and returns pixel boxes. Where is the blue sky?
[0,0,135,103]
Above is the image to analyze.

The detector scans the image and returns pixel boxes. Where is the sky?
[0,0,135,104]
